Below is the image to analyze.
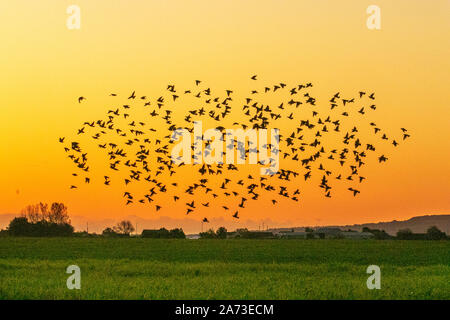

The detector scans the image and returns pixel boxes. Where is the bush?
[102,227,121,237]
[426,226,447,240]
[199,229,217,239]
[8,217,74,237]
[396,228,427,240]
[141,228,185,239]
[169,228,186,239]
[114,220,135,235]
[216,227,228,239]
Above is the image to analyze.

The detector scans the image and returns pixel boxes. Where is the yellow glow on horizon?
[0,0,449,226]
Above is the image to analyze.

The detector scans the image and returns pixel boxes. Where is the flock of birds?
[61,76,410,220]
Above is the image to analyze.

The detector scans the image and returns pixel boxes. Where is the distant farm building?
[274,228,374,239]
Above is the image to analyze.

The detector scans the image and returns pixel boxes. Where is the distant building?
[186,234,200,240]
[315,227,342,237]
[341,231,375,239]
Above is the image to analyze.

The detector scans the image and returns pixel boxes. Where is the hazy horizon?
[1,212,448,234]
[1,0,449,227]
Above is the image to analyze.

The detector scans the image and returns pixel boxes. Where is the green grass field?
[0,238,448,299]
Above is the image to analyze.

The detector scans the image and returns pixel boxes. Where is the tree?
[102,227,118,237]
[8,216,73,237]
[169,228,186,239]
[15,202,74,236]
[113,220,135,235]
[20,202,70,225]
[199,228,216,239]
[426,226,447,240]
[48,202,70,224]
[216,227,228,239]
[141,228,185,238]
[8,217,32,236]
[21,203,46,223]
[157,228,170,238]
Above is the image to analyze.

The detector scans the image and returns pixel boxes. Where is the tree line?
[0,203,448,240]
[362,226,447,240]
[6,202,74,237]
[0,202,189,238]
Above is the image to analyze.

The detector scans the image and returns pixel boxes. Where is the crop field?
[0,238,448,299]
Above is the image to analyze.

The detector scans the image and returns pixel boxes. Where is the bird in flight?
[62,77,410,222]
[128,91,136,99]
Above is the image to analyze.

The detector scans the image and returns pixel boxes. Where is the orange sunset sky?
[0,0,449,229]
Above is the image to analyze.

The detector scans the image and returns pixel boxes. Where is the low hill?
[270,215,450,235]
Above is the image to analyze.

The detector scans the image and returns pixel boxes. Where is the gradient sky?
[0,0,449,227]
